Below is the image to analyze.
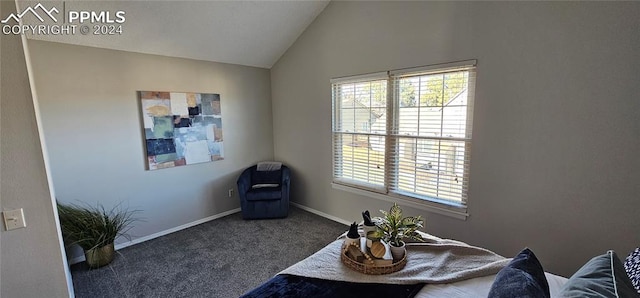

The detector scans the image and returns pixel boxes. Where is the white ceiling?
[19,0,330,68]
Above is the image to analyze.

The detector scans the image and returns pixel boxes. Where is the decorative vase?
[362,224,376,237]
[366,231,381,248]
[389,241,406,260]
[84,242,115,268]
[344,236,359,247]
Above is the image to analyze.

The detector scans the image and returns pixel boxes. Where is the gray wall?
[29,41,274,259]
[0,1,71,297]
[271,1,640,276]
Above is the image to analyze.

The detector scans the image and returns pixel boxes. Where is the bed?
[241,229,640,298]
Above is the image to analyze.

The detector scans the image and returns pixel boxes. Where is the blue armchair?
[237,164,290,219]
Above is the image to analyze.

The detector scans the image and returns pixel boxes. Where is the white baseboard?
[290,202,351,226]
[69,208,241,265]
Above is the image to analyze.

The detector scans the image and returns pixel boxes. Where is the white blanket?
[280,234,510,285]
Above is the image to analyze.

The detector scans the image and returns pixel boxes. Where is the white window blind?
[332,61,476,207]
[332,74,388,192]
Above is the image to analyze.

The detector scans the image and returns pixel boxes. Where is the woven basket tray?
[341,244,407,275]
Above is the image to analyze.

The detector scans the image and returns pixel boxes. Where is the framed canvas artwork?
[139,91,224,170]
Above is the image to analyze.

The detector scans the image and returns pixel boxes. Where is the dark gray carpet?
[70,206,348,298]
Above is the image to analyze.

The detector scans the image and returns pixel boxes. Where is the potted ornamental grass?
[57,201,139,268]
[372,203,425,260]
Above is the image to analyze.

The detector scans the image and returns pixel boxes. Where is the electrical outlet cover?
[3,208,26,231]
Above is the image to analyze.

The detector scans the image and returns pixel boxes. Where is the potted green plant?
[57,202,139,268]
[372,203,425,260]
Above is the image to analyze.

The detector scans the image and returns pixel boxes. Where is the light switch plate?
[3,208,26,231]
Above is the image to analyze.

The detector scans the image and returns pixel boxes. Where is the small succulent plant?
[362,210,374,226]
[347,222,359,239]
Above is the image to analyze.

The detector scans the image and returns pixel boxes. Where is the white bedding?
[408,232,569,297]
[416,272,567,297]
[283,231,568,297]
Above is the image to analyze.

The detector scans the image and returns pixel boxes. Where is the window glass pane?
[443,71,468,104]
[441,105,468,138]
[354,84,369,107]
[398,106,419,136]
[395,137,465,203]
[339,107,354,132]
[340,84,355,107]
[399,71,470,138]
[397,137,438,197]
[434,140,466,202]
[419,74,444,107]
[333,79,387,187]
[353,107,372,133]
[337,133,385,185]
[399,77,418,107]
[371,82,387,107]
[416,71,467,107]
[337,81,386,134]
[418,106,442,137]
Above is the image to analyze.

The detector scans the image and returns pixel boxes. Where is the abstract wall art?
[139,91,224,170]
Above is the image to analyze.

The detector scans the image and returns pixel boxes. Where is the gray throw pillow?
[559,250,640,298]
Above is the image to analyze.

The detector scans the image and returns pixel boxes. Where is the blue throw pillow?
[488,248,550,298]
[559,250,640,298]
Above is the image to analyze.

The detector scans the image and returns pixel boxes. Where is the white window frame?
[331,60,476,220]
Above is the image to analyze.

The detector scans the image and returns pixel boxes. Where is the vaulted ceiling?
[19,0,330,68]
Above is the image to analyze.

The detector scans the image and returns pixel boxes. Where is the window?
[332,60,476,216]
